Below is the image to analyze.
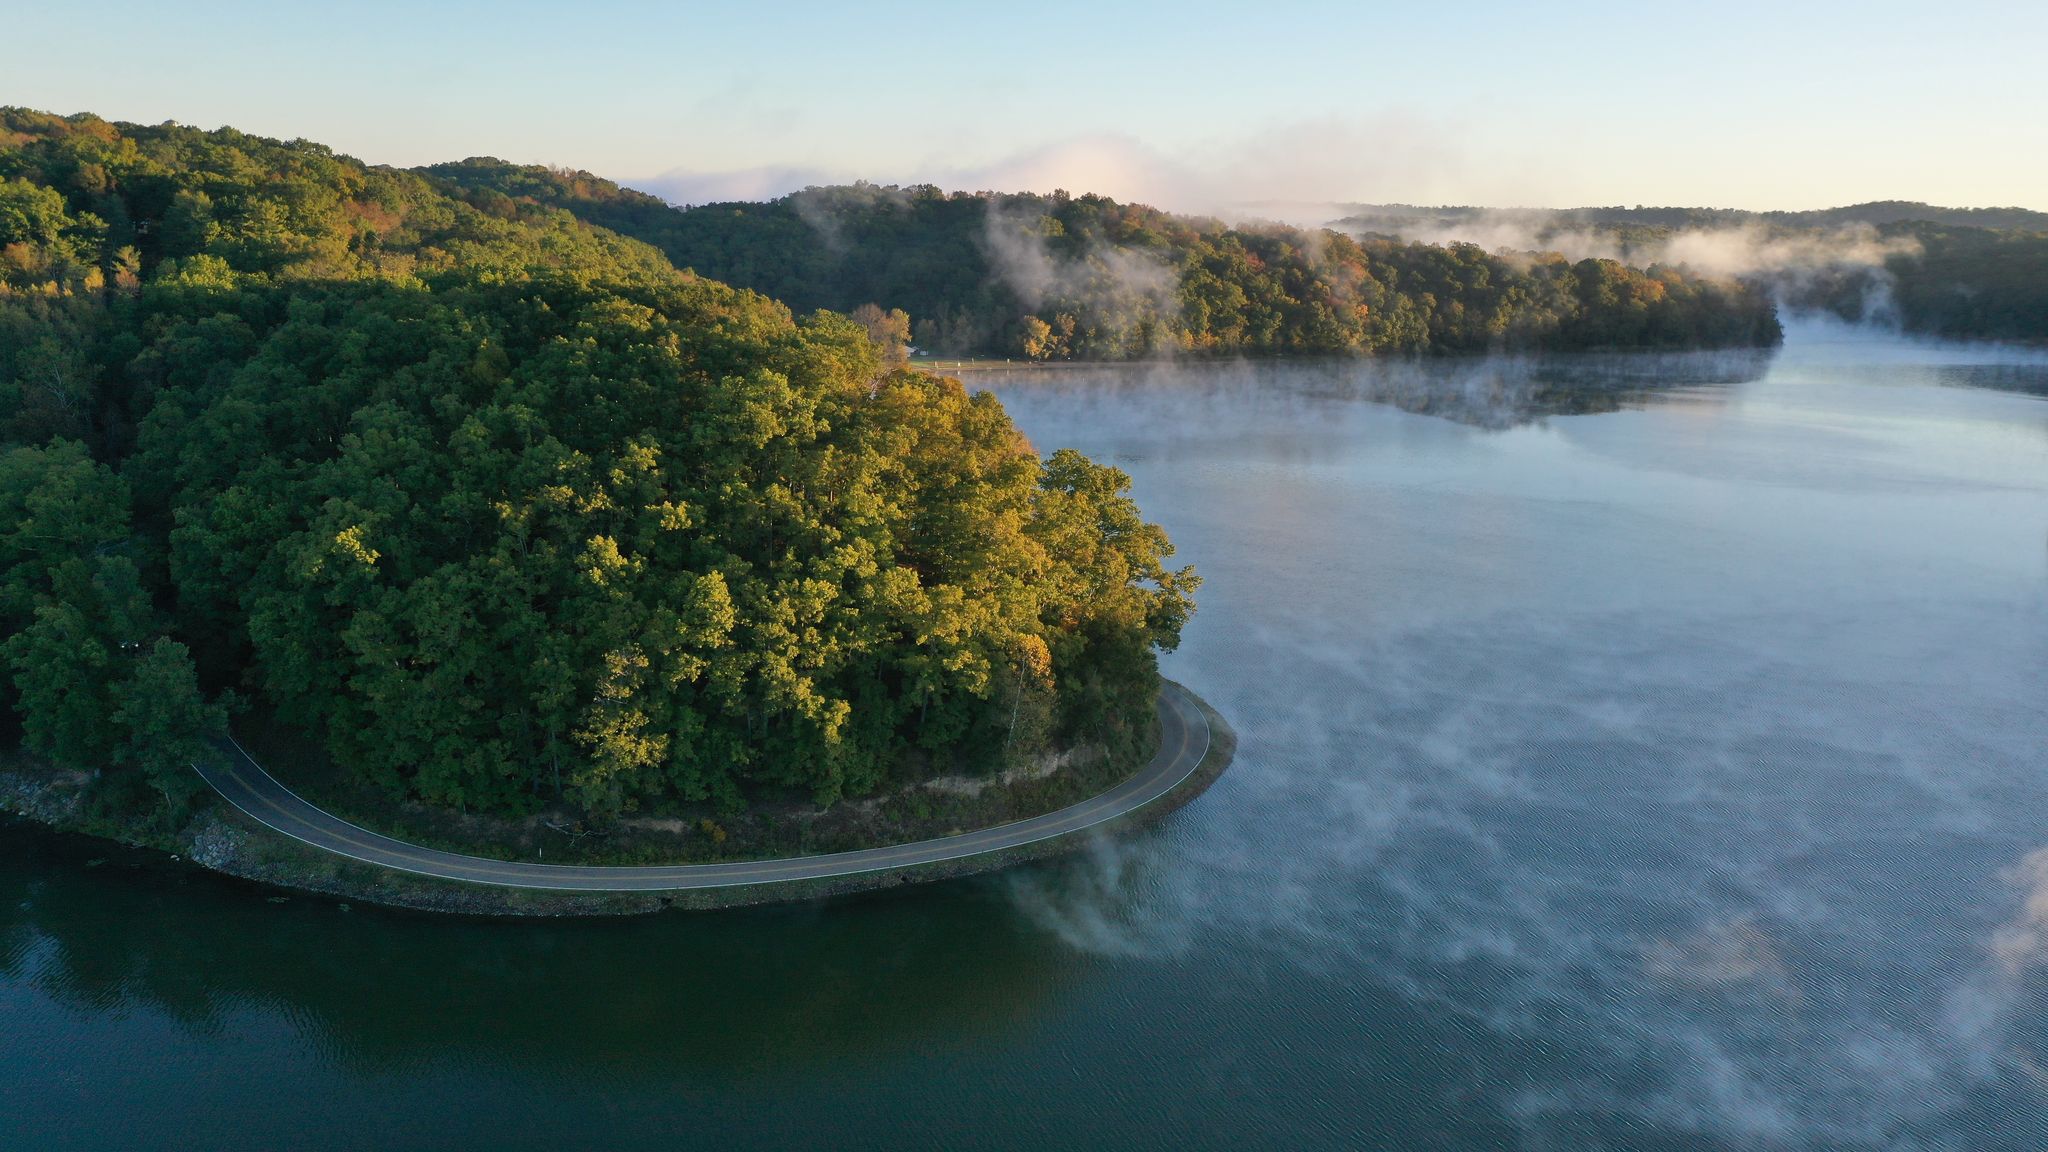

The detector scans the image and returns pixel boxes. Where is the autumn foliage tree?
[0,108,1196,823]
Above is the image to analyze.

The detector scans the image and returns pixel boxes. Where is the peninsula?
[2,108,1781,909]
[0,109,1237,910]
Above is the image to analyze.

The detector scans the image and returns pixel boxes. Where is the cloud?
[1991,847,2048,977]
[634,163,839,206]
[978,199,1179,352]
[1345,210,1919,278]
[780,183,912,255]
[623,113,1501,224]
[1643,914,1799,998]
[975,358,2048,1145]
[1332,209,1926,323]
[625,122,1936,337]
[1001,833,1201,960]
[949,134,1198,206]
[941,116,1481,223]
[1657,223,1918,281]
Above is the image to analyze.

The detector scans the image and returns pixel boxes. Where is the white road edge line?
[192,682,1213,893]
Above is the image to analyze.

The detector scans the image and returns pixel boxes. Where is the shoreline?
[0,682,1236,917]
[909,339,1790,375]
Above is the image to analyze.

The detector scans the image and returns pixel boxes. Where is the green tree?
[0,177,72,249]
[0,439,132,632]
[0,107,1205,825]
[111,637,228,820]
[3,555,153,769]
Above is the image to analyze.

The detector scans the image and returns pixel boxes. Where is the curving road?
[194,681,1211,892]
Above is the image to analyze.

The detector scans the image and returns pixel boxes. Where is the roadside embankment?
[0,682,1234,916]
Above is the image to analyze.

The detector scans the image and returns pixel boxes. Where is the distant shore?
[910,341,1792,376]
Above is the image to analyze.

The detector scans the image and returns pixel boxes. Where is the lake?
[5,323,2046,1150]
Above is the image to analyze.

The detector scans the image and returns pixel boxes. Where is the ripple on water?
[4,336,2048,1150]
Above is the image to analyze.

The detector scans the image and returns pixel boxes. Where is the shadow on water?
[11,331,2048,1150]
[1933,362,2048,398]
[976,346,1778,432]
[0,816,1693,1151]
[0,817,1066,1085]
[1398,347,1779,428]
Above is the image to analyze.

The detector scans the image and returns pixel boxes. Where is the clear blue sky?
[7,0,2043,211]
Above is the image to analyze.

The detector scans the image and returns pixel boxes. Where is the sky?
[7,0,2045,215]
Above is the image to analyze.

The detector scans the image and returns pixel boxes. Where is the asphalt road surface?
[193,681,1211,891]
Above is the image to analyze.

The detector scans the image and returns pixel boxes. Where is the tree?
[111,638,228,820]
[3,554,152,769]
[0,108,1205,825]
[0,177,72,249]
[851,302,911,366]
[1018,315,1053,360]
[424,164,1781,360]
[6,598,122,768]
[0,439,132,629]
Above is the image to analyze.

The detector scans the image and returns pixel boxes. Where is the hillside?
[0,109,1193,822]
[420,164,1783,359]
[1333,201,2048,342]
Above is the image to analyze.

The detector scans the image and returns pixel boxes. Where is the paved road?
[194,682,1211,891]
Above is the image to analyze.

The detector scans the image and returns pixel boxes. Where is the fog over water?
[4,323,2047,1150]
[987,325,2048,1148]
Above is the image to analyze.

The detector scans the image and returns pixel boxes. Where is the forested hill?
[1861,223,2048,342]
[1335,201,2048,234]
[0,109,1194,824]
[1336,202,2048,343]
[420,163,1783,360]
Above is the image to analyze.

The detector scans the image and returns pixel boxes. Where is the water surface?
[5,324,2047,1150]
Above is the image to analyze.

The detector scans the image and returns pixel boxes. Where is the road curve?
[193,681,1211,892]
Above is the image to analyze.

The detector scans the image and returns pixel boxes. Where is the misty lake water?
[6,324,2048,1151]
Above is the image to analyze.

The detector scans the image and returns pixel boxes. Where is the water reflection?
[982,333,2048,1149]
[974,347,1775,432]
[0,819,1065,1082]
[8,329,2048,1150]
[1934,362,2048,397]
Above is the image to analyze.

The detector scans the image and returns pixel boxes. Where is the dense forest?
[0,108,1195,822]
[1817,223,2048,341]
[1336,202,2048,343]
[421,163,1783,360]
